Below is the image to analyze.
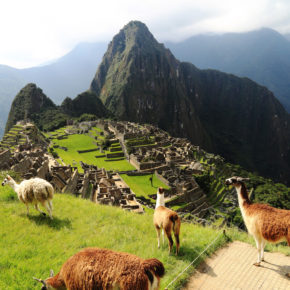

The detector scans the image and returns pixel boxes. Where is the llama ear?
[7,175,11,180]
[50,269,54,277]
[33,277,46,287]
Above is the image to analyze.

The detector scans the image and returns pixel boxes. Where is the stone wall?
[0,150,11,169]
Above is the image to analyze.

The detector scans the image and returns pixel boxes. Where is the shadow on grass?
[24,214,72,230]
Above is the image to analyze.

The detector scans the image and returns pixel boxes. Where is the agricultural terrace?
[47,126,135,172]
[120,173,170,201]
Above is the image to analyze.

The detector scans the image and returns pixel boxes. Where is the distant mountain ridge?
[166,28,290,112]
[0,42,107,137]
[2,26,290,139]
[90,21,290,185]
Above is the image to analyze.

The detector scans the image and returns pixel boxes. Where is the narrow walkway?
[184,241,289,290]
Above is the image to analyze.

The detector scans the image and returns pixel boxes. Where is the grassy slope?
[1,184,288,290]
[1,188,228,290]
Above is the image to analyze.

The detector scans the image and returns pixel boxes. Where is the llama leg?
[253,236,262,266]
[48,200,53,211]
[155,226,161,248]
[34,204,46,216]
[166,232,174,254]
[162,229,165,245]
[164,225,173,254]
[261,240,266,261]
[42,201,53,219]
[174,232,180,255]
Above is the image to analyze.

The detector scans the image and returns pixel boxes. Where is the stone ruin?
[0,119,225,219]
[106,120,211,218]
[0,120,144,214]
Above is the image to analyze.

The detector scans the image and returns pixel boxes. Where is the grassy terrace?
[120,173,170,201]
[48,127,135,172]
[0,177,288,290]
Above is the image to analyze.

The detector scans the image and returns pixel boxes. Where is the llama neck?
[8,180,19,193]
[156,194,165,208]
[236,183,251,209]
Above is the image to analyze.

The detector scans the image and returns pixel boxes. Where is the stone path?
[183,241,289,290]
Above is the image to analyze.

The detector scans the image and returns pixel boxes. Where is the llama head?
[225,176,250,187]
[33,270,55,290]
[157,187,164,195]
[2,175,13,186]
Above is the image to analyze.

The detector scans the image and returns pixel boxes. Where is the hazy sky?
[1,0,290,68]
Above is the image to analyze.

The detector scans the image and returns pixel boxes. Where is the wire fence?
[164,229,227,290]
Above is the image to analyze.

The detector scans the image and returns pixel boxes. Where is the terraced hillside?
[0,123,47,153]
[47,125,135,172]
[2,120,289,229]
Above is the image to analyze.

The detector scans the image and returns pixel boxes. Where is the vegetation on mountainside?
[5,83,56,133]
[192,154,290,228]
[5,84,110,135]
[61,91,110,118]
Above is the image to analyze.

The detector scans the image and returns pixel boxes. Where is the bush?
[194,171,211,195]
[77,114,97,122]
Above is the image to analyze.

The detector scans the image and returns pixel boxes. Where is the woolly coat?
[17,178,54,204]
[45,248,165,290]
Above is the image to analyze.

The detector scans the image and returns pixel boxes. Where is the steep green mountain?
[5,83,56,132]
[90,21,290,185]
[61,91,109,118]
[5,84,109,132]
[166,28,290,112]
[90,21,210,147]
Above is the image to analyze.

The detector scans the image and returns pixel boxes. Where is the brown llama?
[34,247,165,289]
[153,187,181,255]
[225,176,290,276]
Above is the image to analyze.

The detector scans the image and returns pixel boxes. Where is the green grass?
[1,188,228,290]
[51,133,135,172]
[120,173,170,200]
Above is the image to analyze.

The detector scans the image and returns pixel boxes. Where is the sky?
[1,0,290,68]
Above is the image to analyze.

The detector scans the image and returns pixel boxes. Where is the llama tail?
[170,213,180,235]
[45,184,54,199]
[142,258,165,279]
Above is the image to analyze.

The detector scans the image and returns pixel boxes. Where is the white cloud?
[1,0,290,68]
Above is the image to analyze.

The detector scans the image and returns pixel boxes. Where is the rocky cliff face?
[90,21,290,184]
[90,21,210,147]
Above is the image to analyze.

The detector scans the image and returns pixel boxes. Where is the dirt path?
[183,241,289,290]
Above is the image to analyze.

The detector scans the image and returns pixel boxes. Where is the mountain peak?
[5,83,56,133]
[111,20,157,52]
